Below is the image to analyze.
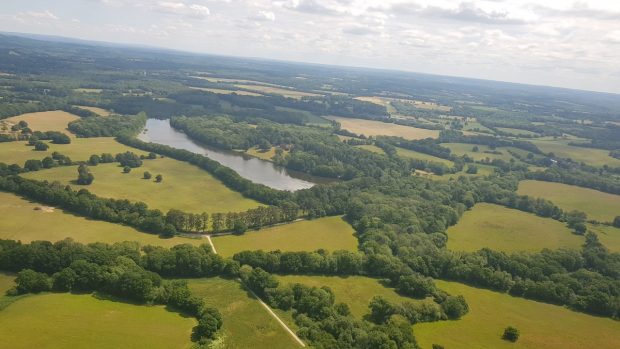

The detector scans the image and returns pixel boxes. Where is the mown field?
[211,216,357,257]
[188,86,262,96]
[325,116,440,140]
[4,110,79,134]
[187,277,300,349]
[530,138,620,167]
[0,273,14,295]
[355,144,385,154]
[0,293,195,349]
[518,180,620,222]
[414,280,620,349]
[395,147,454,166]
[0,192,203,247]
[447,203,580,252]
[23,157,261,214]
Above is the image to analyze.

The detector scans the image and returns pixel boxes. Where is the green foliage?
[123,166,131,173]
[33,141,49,151]
[143,171,152,179]
[15,269,51,293]
[116,151,143,168]
[76,164,94,185]
[502,326,520,342]
[68,112,146,137]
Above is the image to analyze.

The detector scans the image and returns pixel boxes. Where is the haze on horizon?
[1,0,619,94]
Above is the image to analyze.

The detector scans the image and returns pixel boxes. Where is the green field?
[187,277,300,349]
[431,163,496,181]
[447,203,580,252]
[0,191,203,247]
[441,143,517,162]
[356,144,385,154]
[530,139,620,167]
[246,146,278,161]
[496,127,539,137]
[395,147,454,166]
[212,216,357,257]
[276,275,430,319]
[23,157,261,214]
[0,273,14,295]
[0,293,195,349]
[587,224,620,252]
[0,138,146,165]
[518,180,620,222]
[4,110,79,134]
[414,280,620,349]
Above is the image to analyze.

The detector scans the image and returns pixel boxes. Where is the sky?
[1,1,619,94]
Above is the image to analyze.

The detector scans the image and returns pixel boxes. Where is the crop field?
[395,147,454,166]
[447,203,580,252]
[187,277,300,349]
[0,293,195,349]
[188,86,262,96]
[211,216,357,257]
[0,137,146,165]
[277,275,430,319]
[75,105,113,116]
[518,180,620,222]
[4,110,79,134]
[325,116,440,140]
[530,139,620,167]
[0,192,203,247]
[588,224,620,252]
[414,280,620,349]
[23,157,261,214]
[235,84,320,99]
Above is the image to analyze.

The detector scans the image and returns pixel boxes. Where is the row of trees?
[67,112,147,137]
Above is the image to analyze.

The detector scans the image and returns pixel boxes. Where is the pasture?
[235,84,320,99]
[23,157,261,214]
[414,280,620,349]
[530,138,620,167]
[588,224,620,252]
[395,147,454,166]
[356,144,385,154]
[211,216,357,257]
[188,277,300,349]
[496,127,539,137]
[447,203,580,252]
[325,116,440,140]
[188,86,262,96]
[4,110,79,134]
[517,180,620,222]
[75,105,114,116]
[441,143,517,162]
[0,293,195,349]
[246,146,277,161]
[0,273,14,295]
[0,192,203,247]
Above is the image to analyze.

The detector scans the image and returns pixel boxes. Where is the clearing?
[587,224,620,253]
[4,110,79,134]
[414,280,620,349]
[326,116,440,140]
[75,105,114,116]
[211,216,357,257]
[441,143,518,162]
[447,203,580,252]
[395,147,454,166]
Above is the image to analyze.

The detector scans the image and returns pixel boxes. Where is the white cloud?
[250,10,276,22]
[152,2,210,19]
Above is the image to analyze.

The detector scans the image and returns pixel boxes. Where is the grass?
[4,110,79,134]
[356,144,385,154]
[211,216,357,257]
[23,157,261,214]
[414,280,620,349]
[496,127,539,137]
[75,105,113,116]
[187,277,301,349]
[325,116,440,140]
[441,143,516,162]
[431,163,496,181]
[245,146,278,161]
[518,180,620,222]
[0,192,204,247]
[530,138,620,167]
[276,275,431,319]
[234,84,319,99]
[73,88,102,93]
[0,293,195,349]
[447,203,580,252]
[188,86,262,96]
[0,137,147,164]
[587,224,620,253]
[395,147,454,166]
[0,272,15,295]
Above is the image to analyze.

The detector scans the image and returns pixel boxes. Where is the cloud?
[283,0,342,16]
[249,10,276,22]
[605,30,620,44]
[24,10,59,21]
[342,25,379,36]
[390,2,529,25]
[152,2,210,19]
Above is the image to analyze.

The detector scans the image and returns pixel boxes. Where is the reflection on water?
[138,119,316,191]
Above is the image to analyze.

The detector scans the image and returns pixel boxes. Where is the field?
[395,147,454,166]
[23,157,261,214]
[518,180,620,222]
[441,143,517,162]
[245,146,278,161]
[496,127,539,137]
[431,163,496,181]
[188,86,262,96]
[75,105,114,116]
[0,293,195,349]
[211,216,357,257]
[530,138,620,167]
[4,110,79,134]
[188,277,300,349]
[414,280,620,349]
[447,203,580,252]
[0,273,14,295]
[325,116,440,140]
[235,84,320,99]
[588,224,620,252]
[356,144,385,154]
[73,88,103,93]
[276,275,430,319]
[0,137,146,164]
[0,192,203,247]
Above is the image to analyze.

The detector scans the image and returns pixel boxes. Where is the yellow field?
[211,216,357,257]
[0,192,203,247]
[75,105,113,116]
[5,110,79,134]
[588,224,620,252]
[0,272,14,295]
[395,147,453,166]
[355,144,385,154]
[235,84,320,99]
[23,157,261,214]
[415,280,620,349]
[245,146,278,161]
[518,180,620,222]
[188,86,262,96]
[447,203,580,252]
[326,116,440,140]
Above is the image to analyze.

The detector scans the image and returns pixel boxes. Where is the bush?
[77,164,94,185]
[34,141,49,151]
[143,171,152,179]
[123,166,131,174]
[16,269,51,293]
[502,326,520,342]
[613,216,620,228]
[155,174,163,182]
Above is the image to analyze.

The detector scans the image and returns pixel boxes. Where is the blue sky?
[1,0,619,94]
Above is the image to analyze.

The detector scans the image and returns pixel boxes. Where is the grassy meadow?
[518,180,620,222]
[22,157,261,214]
[587,224,620,252]
[246,146,278,161]
[187,277,301,349]
[188,86,262,96]
[0,293,195,349]
[325,116,440,140]
[414,280,620,349]
[355,144,385,154]
[395,147,454,166]
[0,192,203,247]
[4,110,79,134]
[441,143,517,162]
[496,127,539,137]
[530,138,620,167]
[234,84,319,99]
[75,106,114,116]
[211,216,357,257]
[447,203,580,252]
[0,273,15,295]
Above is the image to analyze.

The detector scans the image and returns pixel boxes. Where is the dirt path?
[205,235,217,254]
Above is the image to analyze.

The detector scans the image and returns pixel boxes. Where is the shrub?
[502,326,520,342]
[34,141,49,151]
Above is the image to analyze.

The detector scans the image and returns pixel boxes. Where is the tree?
[116,151,143,168]
[193,307,223,340]
[89,154,100,166]
[34,141,49,151]
[432,345,445,349]
[472,145,479,152]
[143,171,152,179]
[24,159,42,171]
[147,152,157,159]
[466,164,478,174]
[123,166,131,173]
[613,216,620,228]
[155,174,163,182]
[441,295,469,319]
[397,274,436,298]
[369,296,396,323]
[77,164,94,185]
[18,120,28,128]
[15,269,51,293]
[42,156,55,169]
[502,326,520,342]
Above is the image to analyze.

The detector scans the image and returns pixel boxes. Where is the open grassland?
[235,84,320,99]
[0,273,14,295]
[75,105,113,116]
[414,280,620,349]
[277,275,431,319]
[431,164,496,181]
[518,180,620,222]
[0,137,146,165]
[246,146,278,161]
[326,116,440,140]
[188,277,300,349]
[530,139,620,167]
[588,224,620,253]
[4,110,79,134]
[396,147,454,166]
[447,203,580,252]
[211,216,357,257]
[188,86,262,96]
[23,157,261,214]
[355,144,385,154]
[441,143,517,162]
[0,293,195,349]
[73,88,102,93]
[0,192,203,247]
